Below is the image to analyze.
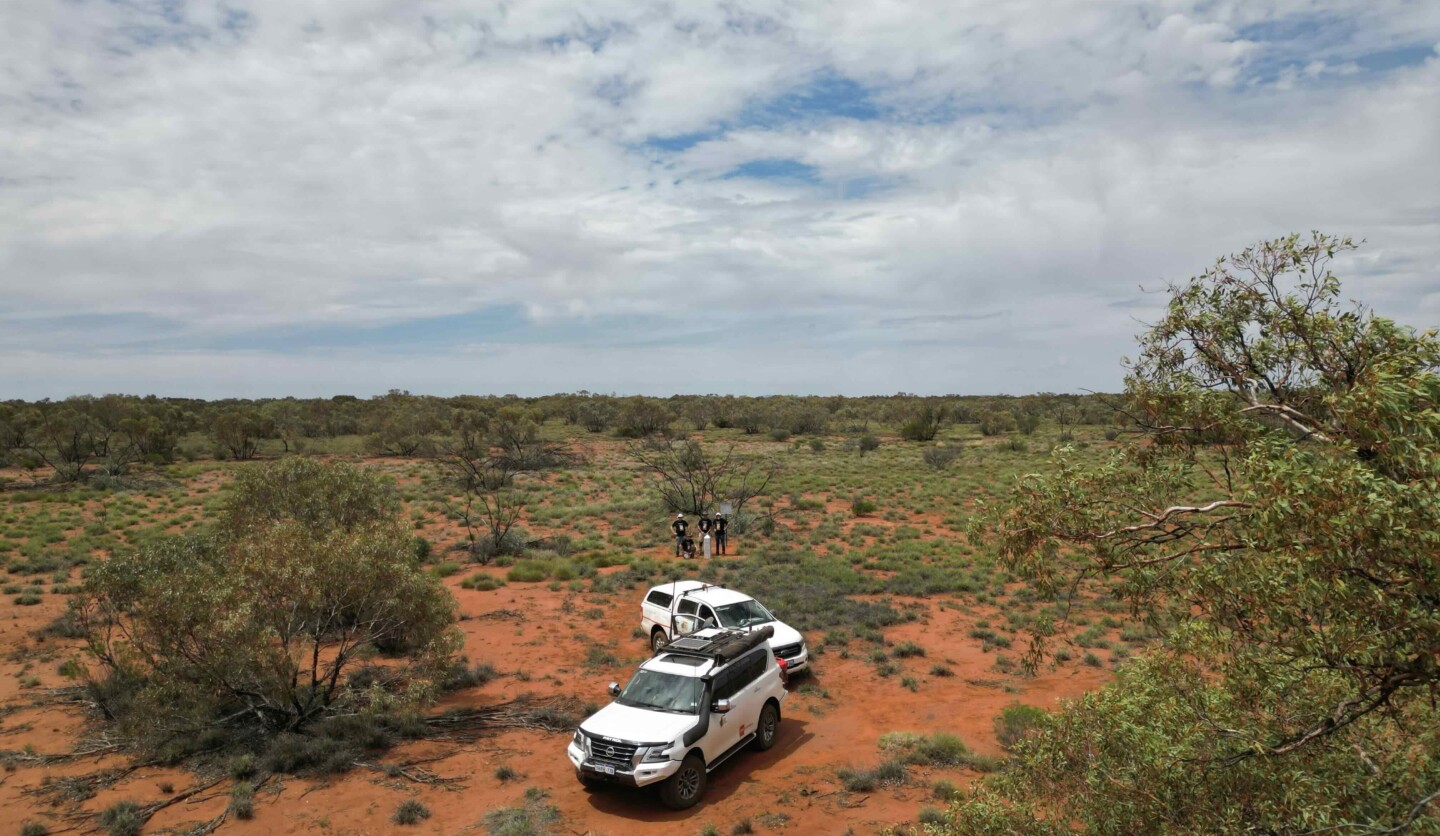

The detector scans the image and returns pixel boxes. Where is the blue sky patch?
[722,158,819,183]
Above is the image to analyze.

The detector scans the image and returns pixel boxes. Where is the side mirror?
[673,614,700,636]
[712,698,732,714]
[608,682,621,697]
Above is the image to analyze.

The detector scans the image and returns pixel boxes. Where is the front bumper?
[567,741,679,788]
[780,645,810,673]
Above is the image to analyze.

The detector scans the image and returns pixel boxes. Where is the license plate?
[601,765,615,775]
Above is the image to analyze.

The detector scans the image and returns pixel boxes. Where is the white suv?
[641,581,809,674]
[567,627,788,809]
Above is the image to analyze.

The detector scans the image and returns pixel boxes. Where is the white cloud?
[0,0,1437,397]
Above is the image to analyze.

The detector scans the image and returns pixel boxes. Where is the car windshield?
[715,599,774,629]
[616,670,703,715]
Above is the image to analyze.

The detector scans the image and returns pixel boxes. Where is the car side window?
[730,651,765,696]
[698,605,717,626]
[712,669,737,701]
[677,599,698,615]
[646,590,673,608]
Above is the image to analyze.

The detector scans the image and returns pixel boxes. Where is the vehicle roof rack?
[659,626,774,666]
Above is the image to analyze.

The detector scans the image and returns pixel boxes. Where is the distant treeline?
[0,391,1119,482]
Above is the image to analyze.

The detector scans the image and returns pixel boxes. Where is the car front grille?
[585,734,638,770]
[774,642,803,659]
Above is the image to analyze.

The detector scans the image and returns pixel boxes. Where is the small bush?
[851,497,877,517]
[731,819,754,835]
[922,446,959,470]
[836,765,875,792]
[461,572,505,591]
[506,561,551,583]
[892,641,925,658]
[930,663,954,677]
[100,801,143,836]
[994,702,1047,751]
[443,660,500,691]
[229,782,255,820]
[483,788,560,835]
[933,779,962,801]
[393,799,431,825]
[431,561,462,578]
[495,764,519,782]
[584,645,619,668]
[21,822,50,836]
[918,807,947,826]
[858,434,880,454]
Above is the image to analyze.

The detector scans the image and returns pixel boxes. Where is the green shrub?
[922,446,959,470]
[461,572,505,591]
[21,822,49,836]
[393,799,431,825]
[506,561,551,583]
[229,782,255,820]
[893,641,925,658]
[851,497,877,517]
[483,787,560,835]
[100,801,142,836]
[995,702,1047,751]
[836,758,909,792]
[431,561,462,578]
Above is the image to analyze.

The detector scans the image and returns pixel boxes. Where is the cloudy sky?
[2,1,1437,399]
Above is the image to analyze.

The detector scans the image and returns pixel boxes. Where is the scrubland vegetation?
[0,234,1434,833]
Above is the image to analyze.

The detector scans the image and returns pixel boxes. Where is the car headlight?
[572,731,588,753]
[640,745,673,763]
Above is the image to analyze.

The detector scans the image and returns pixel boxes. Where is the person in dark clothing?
[681,535,697,560]
[714,513,728,555]
[697,512,713,539]
[671,513,688,556]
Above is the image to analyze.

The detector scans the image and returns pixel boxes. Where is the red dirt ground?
[0,555,1111,835]
[0,448,1121,834]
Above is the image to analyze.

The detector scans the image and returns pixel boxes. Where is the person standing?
[671,513,688,557]
[697,512,713,539]
[714,513,728,555]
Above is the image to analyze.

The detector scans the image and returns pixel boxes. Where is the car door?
[699,670,736,764]
[710,650,765,755]
[697,604,719,630]
[642,589,673,634]
[736,652,769,733]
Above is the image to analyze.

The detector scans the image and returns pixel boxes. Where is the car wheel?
[659,753,706,809]
[750,702,780,751]
[651,629,670,652]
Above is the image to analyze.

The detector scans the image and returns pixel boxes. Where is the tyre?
[750,702,780,751]
[659,753,706,809]
[651,629,670,652]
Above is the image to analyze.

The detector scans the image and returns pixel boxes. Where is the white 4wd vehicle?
[567,627,788,809]
[641,581,809,674]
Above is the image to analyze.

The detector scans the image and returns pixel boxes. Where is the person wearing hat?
[714,513,728,555]
[671,513,689,557]
[697,511,713,539]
